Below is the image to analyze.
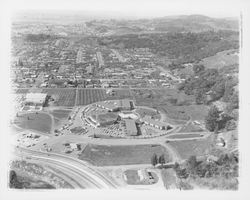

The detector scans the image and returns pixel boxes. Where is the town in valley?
[9,11,239,190]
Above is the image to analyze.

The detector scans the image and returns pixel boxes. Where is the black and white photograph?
[0,0,250,199]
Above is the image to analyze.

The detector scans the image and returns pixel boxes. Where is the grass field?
[167,133,203,139]
[78,144,170,166]
[177,122,204,133]
[159,106,190,121]
[160,104,209,122]
[199,49,239,69]
[50,109,72,127]
[43,89,76,107]
[132,89,194,108]
[124,169,158,185]
[14,112,52,134]
[168,135,215,159]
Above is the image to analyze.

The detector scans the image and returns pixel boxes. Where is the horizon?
[13,10,239,22]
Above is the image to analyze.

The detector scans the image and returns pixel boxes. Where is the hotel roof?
[141,115,166,128]
[25,93,47,104]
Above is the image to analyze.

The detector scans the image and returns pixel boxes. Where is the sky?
[5,0,246,19]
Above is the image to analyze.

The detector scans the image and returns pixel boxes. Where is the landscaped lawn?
[78,144,170,166]
[14,112,52,134]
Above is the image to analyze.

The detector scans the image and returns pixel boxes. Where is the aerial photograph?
[9,7,239,190]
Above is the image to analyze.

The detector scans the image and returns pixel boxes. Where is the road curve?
[15,147,118,189]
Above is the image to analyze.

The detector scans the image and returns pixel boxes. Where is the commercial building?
[25,93,48,107]
[88,112,119,127]
[124,119,138,136]
[95,100,134,112]
[140,115,168,130]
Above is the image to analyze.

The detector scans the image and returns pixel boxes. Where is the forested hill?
[98,30,239,63]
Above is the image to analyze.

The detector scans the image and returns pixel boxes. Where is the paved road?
[16,147,118,189]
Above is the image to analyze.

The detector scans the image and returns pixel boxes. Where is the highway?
[15,147,118,189]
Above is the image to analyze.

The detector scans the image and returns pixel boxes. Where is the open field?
[199,49,238,69]
[180,105,209,121]
[132,89,194,108]
[124,169,158,185]
[43,89,76,107]
[168,135,215,160]
[50,109,72,127]
[14,112,52,134]
[159,106,190,121]
[78,144,170,166]
[161,168,177,189]
[160,104,209,122]
[177,122,204,133]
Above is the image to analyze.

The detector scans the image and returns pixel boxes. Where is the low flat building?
[25,93,47,107]
[140,115,167,130]
[95,100,133,112]
[124,119,138,136]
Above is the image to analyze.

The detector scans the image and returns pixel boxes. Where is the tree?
[193,64,205,74]
[159,154,166,166]
[205,105,220,132]
[151,154,158,167]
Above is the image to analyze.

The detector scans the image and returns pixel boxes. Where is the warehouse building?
[25,93,48,107]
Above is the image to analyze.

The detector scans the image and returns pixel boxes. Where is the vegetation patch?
[79,144,170,166]
[14,112,52,134]
[168,136,215,159]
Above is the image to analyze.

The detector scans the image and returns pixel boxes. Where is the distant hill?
[86,14,239,35]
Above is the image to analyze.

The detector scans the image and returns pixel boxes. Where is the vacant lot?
[159,106,190,121]
[177,122,204,133]
[168,136,215,159]
[14,112,52,134]
[79,144,170,166]
[132,89,194,108]
[124,169,158,185]
[43,89,76,107]
[50,109,72,127]
[160,104,209,123]
[199,49,238,69]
